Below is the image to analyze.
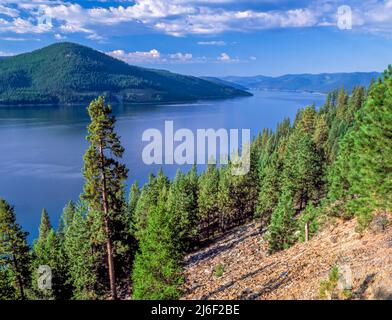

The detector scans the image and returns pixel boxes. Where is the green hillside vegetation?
[224,72,381,93]
[0,42,251,105]
[0,66,390,300]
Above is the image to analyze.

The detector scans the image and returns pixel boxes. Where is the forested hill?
[223,72,381,93]
[0,42,251,105]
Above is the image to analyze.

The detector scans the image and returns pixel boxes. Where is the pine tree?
[266,190,297,253]
[282,129,324,210]
[128,182,140,223]
[297,203,319,242]
[186,164,199,243]
[133,170,170,241]
[63,203,97,299]
[256,150,282,226]
[0,268,15,300]
[81,96,130,299]
[197,164,220,242]
[57,201,76,238]
[31,210,70,300]
[0,199,31,300]
[166,169,197,252]
[39,208,51,241]
[132,187,183,299]
[347,68,392,228]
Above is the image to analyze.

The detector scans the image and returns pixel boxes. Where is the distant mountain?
[223,72,382,93]
[200,77,249,91]
[0,42,251,105]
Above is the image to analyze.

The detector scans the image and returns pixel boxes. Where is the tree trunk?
[305,221,309,242]
[99,142,117,300]
[12,255,25,300]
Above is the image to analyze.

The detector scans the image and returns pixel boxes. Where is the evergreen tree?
[133,170,170,241]
[282,129,324,210]
[166,169,198,252]
[186,164,199,243]
[63,203,97,299]
[81,96,131,299]
[297,203,319,242]
[0,199,31,300]
[31,210,69,300]
[132,187,183,299]
[256,150,282,226]
[197,164,220,242]
[38,208,51,241]
[57,201,76,238]
[347,68,392,228]
[266,190,297,253]
[128,181,140,227]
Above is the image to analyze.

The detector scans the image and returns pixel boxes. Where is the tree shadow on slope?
[196,263,276,299]
[185,228,262,267]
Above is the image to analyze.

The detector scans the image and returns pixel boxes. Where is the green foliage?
[63,203,98,299]
[81,96,132,299]
[2,65,391,300]
[297,203,319,242]
[0,42,250,105]
[319,266,352,300]
[319,266,339,300]
[197,164,220,241]
[215,264,224,277]
[166,169,197,252]
[266,190,297,253]
[347,68,392,229]
[0,199,31,300]
[31,209,70,300]
[132,187,183,300]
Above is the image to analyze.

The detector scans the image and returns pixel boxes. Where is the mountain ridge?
[222,72,382,93]
[0,42,251,105]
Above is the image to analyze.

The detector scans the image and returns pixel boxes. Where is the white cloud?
[107,48,162,63]
[169,52,193,61]
[197,40,226,46]
[0,4,19,18]
[107,48,201,64]
[0,36,41,41]
[217,52,238,62]
[0,0,391,38]
[54,33,66,40]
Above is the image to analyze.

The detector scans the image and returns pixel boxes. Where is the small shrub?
[319,266,352,300]
[215,264,224,277]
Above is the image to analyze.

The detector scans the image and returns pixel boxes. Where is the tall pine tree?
[82,96,130,299]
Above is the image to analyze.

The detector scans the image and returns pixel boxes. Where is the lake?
[0,90,325,241]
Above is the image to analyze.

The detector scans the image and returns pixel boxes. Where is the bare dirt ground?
[182,217,392,300]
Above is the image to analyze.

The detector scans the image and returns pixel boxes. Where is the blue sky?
[0,0,391,76]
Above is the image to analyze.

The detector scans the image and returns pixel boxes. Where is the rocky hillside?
[182,216,392,300]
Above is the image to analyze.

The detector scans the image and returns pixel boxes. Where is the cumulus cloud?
[217,52,238,62]
[54,33,66,40]
[108,48,161,63]
[107,48,199,64]
[0,0,391,38]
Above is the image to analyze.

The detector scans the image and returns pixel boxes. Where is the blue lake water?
[0,90,325,241]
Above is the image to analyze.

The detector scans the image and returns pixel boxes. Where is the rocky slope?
[182,217,392,300]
